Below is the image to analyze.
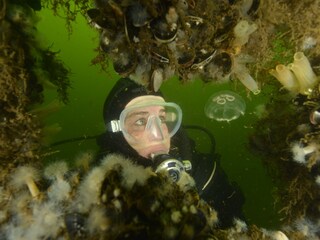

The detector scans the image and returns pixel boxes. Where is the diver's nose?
[146,116,164,141]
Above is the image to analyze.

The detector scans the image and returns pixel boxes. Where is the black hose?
[47,125,216,155]
[182,125,216,154]
[48,134,99,147]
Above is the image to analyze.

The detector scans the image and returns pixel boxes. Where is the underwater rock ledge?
[1,153,318,239]
[0,154,219,239]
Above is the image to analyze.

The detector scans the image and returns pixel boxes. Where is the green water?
[37,9,281,228]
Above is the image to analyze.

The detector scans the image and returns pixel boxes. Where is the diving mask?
[108,96,182,143]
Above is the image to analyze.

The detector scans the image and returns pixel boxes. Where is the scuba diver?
[96,77,245,229]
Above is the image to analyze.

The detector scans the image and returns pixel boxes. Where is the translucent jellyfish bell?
[204,90,246,122]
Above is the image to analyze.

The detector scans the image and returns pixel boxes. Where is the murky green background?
[37,8,281,228]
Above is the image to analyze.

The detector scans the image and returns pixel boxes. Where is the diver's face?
[123,105,171,159]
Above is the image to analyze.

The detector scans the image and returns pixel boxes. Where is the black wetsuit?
[96,78,244,228]
[170,127,246,229]
[96,126,245,229]
[190,149,245,228]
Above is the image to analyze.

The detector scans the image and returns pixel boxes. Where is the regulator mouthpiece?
[151,153,192,182]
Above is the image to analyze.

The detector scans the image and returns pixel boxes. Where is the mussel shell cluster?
[87,0,258,90]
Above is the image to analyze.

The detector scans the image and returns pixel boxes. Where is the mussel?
[87,8,117,30]
[87,8,104,29]
[246,0,260,17]
[211,51,233,75]
[113,48,137,76]
[126,2,151,27]
[310,107,320,125]
[150,17,178,43]
[150,50,170,64]
[99,30,113,53]
[124,14,140,43]
[100,32,126,54]
[177,49,195,68]
[191,49,217,70]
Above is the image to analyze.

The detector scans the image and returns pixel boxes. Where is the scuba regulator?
[151,153,192,182]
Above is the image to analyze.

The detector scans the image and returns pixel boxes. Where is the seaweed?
[0,0,71,174]
[44,0,91,34]
[270,30,295,66]
[40,48,71,104]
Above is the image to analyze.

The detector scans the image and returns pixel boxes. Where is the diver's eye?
[159,115,166,123]
[135,118,147,126]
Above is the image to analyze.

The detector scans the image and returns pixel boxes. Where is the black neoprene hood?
[101,78,163,166]
[103,78,162,125]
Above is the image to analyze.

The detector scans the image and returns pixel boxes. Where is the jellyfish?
[204,90,246,122]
